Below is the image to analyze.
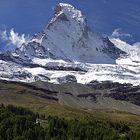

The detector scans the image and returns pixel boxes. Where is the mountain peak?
[55,3,86,24]
[42,3,90,38]
[14,3,125,64]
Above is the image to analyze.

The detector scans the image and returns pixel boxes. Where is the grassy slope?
[0,80,140,127]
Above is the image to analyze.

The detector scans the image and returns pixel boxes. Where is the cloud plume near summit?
[0,29,30,49]
[111,28,132,39]
[110,28,140,48]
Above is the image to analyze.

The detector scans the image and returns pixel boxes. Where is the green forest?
[0,104,140,140]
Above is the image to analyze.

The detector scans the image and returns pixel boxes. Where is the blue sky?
[0,0,140,51]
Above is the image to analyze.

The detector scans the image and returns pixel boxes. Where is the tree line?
[0,104,140,140]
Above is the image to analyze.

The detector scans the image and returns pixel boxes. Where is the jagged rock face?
[13,3,125,64]
[42,3,125,63]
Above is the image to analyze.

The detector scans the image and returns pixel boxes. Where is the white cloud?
[111,28,132,38]
[111,28,140,48]
[0,29,30,49]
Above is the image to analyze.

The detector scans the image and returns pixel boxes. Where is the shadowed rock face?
[102,37,126,59]
[55,6,73,23]
[58,13,69,21]
[55,5,62,15]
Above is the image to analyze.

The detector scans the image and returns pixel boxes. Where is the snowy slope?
[78,39,140,85]
[0,3,140,86]
[111,38,140,63]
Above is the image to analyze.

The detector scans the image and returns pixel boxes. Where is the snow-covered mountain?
[0,3,140,85]
[13,3,125,64]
